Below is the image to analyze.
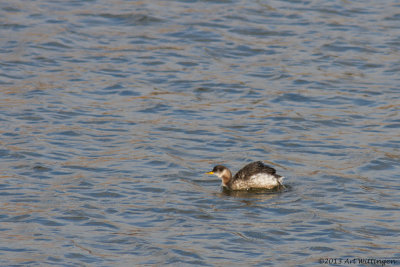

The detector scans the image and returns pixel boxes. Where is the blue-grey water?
[1,0,399,266]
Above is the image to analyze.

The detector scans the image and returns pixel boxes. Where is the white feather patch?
[231,173,282,190]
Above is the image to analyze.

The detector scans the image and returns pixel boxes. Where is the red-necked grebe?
[206,161,284,190]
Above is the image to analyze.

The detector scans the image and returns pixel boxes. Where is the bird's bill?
[205,171,214,175]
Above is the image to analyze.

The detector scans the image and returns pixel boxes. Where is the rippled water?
[1,0,400,265]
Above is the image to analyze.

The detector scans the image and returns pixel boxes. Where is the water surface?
[1,0,399,265]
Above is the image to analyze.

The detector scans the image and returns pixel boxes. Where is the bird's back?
[233,161,277,181]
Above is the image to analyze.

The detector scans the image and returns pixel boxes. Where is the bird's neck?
[221,169,232,187]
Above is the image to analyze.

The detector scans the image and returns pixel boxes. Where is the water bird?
[206,161,284,190]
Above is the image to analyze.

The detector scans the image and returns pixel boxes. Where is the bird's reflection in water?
[219,184,291,199]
